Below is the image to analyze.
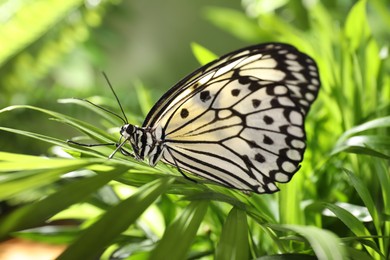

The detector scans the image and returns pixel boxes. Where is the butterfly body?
[119,43,320,194]
[120,124,165,166]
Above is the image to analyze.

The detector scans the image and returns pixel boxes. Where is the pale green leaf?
[270,224,346,260]
[191,42,218,66]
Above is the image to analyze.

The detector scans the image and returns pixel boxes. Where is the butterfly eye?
[119,125,127,136]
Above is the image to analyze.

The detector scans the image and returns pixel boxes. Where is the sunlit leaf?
[0,167,127,238]
[270,224,346,260]
[0,0,84,66]
[58,177,174,260]
[344,0,370,51]
[191,42,218,66]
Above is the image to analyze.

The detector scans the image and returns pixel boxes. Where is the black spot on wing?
[263,115,274,125]
[263,135,274,145]
[180,108,189,119]
[252,99,261,108]
[200,90,211,102]
[255,153,266,163]
[231,89,240,96]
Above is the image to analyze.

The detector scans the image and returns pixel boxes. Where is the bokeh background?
[1,0,246,154]
[1,0,387,154]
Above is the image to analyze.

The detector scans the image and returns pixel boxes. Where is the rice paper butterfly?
[85,43,320,194]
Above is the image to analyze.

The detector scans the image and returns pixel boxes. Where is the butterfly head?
[118,124,141,158]
[120,124,135,139]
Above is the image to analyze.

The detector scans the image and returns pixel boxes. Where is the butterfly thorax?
[120,124,165,166]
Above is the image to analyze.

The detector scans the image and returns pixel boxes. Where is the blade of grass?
[0,105,117,145]
[344,0,369,51]
[150,200,209,260]
[343,169,381,232]
[58,97,123,126]
[269,224,346,260]
[58,176,174,260]
[322,202,383,257]
[336,116,390,142]
[0,152,103,199]
[279,173,304,225]
[0,166,128,238]
[215,207,249,260]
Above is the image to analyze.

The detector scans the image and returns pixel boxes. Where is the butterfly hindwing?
[141,43,320,193]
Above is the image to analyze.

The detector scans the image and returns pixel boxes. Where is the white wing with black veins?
[143,43,320,194]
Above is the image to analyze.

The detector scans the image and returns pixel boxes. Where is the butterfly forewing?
[142,43,320,193]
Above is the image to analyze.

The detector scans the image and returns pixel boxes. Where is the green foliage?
[1,0,390,259]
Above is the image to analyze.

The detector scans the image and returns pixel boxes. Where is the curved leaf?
[58,177,174,260]
[150,200,209,260]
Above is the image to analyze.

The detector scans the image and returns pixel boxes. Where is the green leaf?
[150,200,209,260]
[0,0,84,66]
[343,169,380,227]
[0,166,127,238]
[215,207,249,260]
[321,203,383,255]
[331,136,390,159]
[279,174,304,225]
[269,224,346,260]
[58,177,174,260]
[345,247,374,260]
[0,105,117,148]
[333,117,390,158]
[58,97,124,127]
[338,116,390,140]
[257,254,317,260]
[203,7,263,42]
[0,152,103,199]
[191,42,218,66]
[344,0,370,51]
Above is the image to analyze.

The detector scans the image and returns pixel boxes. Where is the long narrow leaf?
[215,207,249,260]
[269,224,346,260]
[150,200,209,260]
[344,169,380,230]
[0,167,128,237]
[58,177,174,260]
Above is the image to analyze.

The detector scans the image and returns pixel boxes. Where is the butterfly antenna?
[76,98,127,125]
[102,72,129,124]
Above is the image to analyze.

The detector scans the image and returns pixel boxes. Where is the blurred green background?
[1,0,246,154]
[1,0,387,154]
[1,0,390,259]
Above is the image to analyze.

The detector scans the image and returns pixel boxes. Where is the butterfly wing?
[143,43,320,193]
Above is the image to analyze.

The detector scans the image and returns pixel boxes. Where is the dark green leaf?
[58,177,174,260]
[215,207,249,260]
[150,200,209,260]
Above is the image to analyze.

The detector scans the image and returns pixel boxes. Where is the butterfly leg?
[67,139,134,158]
[66,139,116,147]
[119,148,134,157]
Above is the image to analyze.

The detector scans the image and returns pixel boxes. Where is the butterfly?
[73,43,320,194]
